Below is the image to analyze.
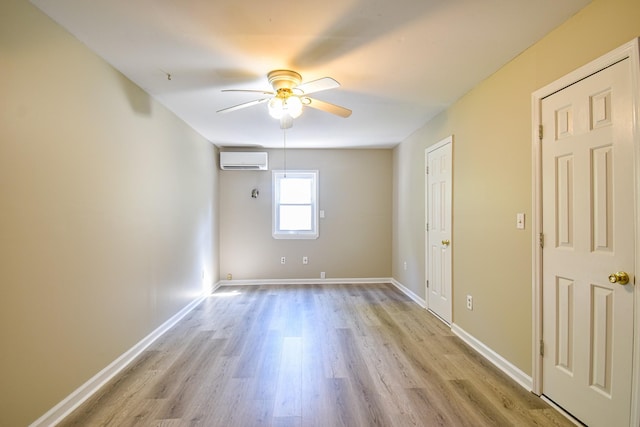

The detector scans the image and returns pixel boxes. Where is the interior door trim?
[530,38,640,426]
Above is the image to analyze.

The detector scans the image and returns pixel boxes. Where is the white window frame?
[272,170,319,239]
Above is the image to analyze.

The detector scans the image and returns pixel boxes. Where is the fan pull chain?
[283,127,287,177]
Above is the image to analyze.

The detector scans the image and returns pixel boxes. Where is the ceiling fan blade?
[222,89,274,95]
[304,97,352,118]
[295,77,340,95]
[217,98,270,113]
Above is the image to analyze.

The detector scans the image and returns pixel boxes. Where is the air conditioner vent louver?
[221,165,263,170]
[219,152,268,170]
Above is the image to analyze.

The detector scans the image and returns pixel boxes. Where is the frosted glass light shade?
[268,97,283,118]
[268,95,303,119]
[285,96,303,118]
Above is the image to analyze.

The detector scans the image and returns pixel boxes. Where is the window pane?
[279,205,312,230]
[279,178,311,204]
[272,170,318,239]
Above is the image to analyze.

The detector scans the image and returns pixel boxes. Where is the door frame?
[425,135,453,324]
[531,38,640,425]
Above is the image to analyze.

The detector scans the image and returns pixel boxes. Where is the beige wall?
[0,1,218,425]
[219,149,392,280]
[392,0,640,374]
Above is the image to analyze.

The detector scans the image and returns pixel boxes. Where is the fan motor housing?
[268,70,302,90]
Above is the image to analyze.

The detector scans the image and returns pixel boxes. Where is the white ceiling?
[32,0,590,149]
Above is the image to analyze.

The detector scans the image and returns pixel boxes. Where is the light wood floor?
[60,283,574,426]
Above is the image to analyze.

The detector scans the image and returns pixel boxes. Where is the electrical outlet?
[466,295,473,310]
[281,257,286,264]
[303,256,309,264]
[403,261,407,270]
[320,271,326,279]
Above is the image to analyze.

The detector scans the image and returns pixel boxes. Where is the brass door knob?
[608,271,630,285]
[441,239,450,247]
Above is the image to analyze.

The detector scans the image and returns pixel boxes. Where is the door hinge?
[426,280,429,288]
[426,222,429,231]
[538,124,544,140]
[426,166,429,174]
[540,340,544,357]
[539,233,544,249]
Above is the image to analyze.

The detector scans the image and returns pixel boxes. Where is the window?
[273,170,318,239]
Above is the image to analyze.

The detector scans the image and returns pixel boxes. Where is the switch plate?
[516,213,525,229]
[303,256,308,264]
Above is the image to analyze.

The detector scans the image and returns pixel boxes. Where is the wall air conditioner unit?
[219,151,268,170]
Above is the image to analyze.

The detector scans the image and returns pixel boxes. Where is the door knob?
[608,271,630,285]
[441,239,450,247]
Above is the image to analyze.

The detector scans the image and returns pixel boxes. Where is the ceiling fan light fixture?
[268,97,284,119]
[220,69,351,120]
[268,93,303,119]
[285,95,303,118]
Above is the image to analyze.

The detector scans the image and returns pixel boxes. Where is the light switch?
[320,210,325,218]
[516,213,525,230]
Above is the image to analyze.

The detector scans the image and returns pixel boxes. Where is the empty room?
[2,0,640,426]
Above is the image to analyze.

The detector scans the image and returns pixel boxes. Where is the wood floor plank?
[404,386,474,427]
[59,284,575,426]
[273,337,302,418]
[336,327,393,426]
[449,379,515,426]
[251,330,283,401]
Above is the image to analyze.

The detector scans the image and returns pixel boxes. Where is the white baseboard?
[30,294,207,427]
[211,281,222,293]
[390,278,427,308]
[451,323,533,391]
[382,281,533,393]
[217,277,394,286]
[216,278,429,312]
[218,277,430,310]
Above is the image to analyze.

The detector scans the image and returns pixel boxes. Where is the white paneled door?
[541,58,635,427]
[426,136,452,324]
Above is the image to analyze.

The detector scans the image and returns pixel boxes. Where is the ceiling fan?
[217,70,352,129]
